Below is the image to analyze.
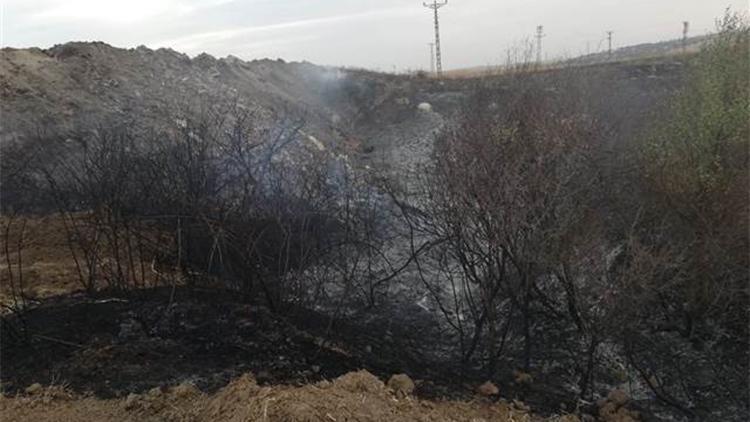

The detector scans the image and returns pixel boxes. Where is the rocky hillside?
[1,42,347,146]
[567,35,711,66]
[1,41,688,175]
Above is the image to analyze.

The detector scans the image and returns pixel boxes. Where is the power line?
[535,25,545,65]
[423,1,448,77]
[428,42,436,75]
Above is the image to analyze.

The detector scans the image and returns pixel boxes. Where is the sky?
[0,0,746,71]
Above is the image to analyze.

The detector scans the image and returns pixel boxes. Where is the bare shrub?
[396,71,609,383]
[612,13,749,415]
[9,98,391,315]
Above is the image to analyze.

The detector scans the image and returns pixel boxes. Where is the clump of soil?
[597,389,641,422]
[0,370,555,422]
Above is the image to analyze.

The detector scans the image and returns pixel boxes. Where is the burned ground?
[1,34,747,422]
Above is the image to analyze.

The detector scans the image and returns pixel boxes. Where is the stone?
[123,393,141,410]
[599,390,640,422]
[476,381,499,397]
[387,374,415,396]
[25,383,43,395]
[417,102,433,112]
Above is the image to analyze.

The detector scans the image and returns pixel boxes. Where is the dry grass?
[0,214,169,307]
[0,215,83,304]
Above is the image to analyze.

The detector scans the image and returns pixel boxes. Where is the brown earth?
[0,214,166,304]
[0,370,583,422]
[0,215,84,302]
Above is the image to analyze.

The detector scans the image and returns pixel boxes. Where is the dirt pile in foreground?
[0,370,584,422]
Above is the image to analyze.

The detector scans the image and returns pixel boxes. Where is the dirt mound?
[201,369,524,422]
[0,42,348,150]
[0,370,575,422]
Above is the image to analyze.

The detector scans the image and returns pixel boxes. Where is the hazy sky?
[0,0,745,70]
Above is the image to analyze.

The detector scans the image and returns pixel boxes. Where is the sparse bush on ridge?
[620,12,749,414]
[384,11,748,416]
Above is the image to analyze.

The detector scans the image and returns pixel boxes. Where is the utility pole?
[423,1,448,77]
[535,25,545,65]
[682,21,690,53]
[428,42,436,75]
[606,31,614,59]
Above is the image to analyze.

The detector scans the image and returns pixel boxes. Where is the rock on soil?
[24,383,43,395]
[597,389,640,422]
[387,373,416,397]
[417,102,433,112]
[477,381,500,397]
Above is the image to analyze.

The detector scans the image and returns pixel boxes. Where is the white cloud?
[151,7,417,53]
[29,0,179,24]
[2,0,747,69]
[22,0,238,25]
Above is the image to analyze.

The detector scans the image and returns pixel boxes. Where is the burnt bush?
[389,15,748,417]
[395,68,611,389]
[616,14,749,415]
[0,100,390,312]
